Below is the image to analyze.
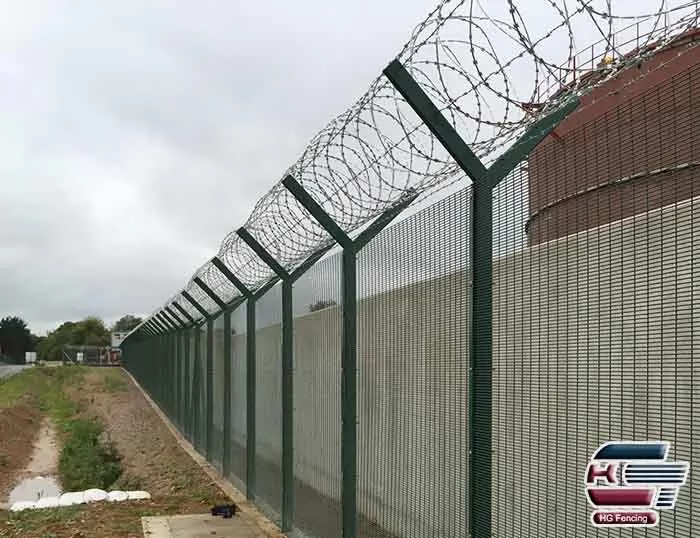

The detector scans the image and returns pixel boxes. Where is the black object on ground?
[211,503,238,519]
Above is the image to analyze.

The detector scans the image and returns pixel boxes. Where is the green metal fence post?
[383,58,580,538]
[167,323,174,418]
[282,174,417,538]
[172,301,196,438]
[236,228,295,532]
[157,312,176,332]
[157,310,175,414]
[170,329,176,420]
[147,319,164,336]
[162,308,181,329]
[158,331,165,409]
[182,325,194,444]
[192,323,202,450]
[163,312,180,418]
[152,315,169,334]
[222,309,232,477]
[163,309,184,420]
[182,291,211,452]
[165,306,185,329]
[181,291,211,319]
[192,277,227,462]
[210,256,258,501]
[166,329,172,418]
[245,295,256,501]
[173,302,197,325]
[153,324,163,407]
[170,305,192,435]
[175,326,181,429]
[206,317,214,460]
[340,244,357,538]
[139,324,152,337]
[178,327,185,429]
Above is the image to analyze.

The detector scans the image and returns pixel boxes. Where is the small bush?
[58,418,123,491]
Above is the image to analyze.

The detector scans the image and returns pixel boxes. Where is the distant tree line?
[0,316,37,364]
[0,314,142,364]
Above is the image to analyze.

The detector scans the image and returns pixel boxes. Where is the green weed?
[3,506,81,534]
[114,473,144,491]
[58,418,123,491]
[102,370,128,392]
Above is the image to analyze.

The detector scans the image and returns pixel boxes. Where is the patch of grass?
[0,366,126,495]
[0,365,85,418]
[2,506,81,535]
[172,472,196,492]
[113,473,144,491]
[0,369,41,409]
[102,370,128,392]
[58,418,123,491]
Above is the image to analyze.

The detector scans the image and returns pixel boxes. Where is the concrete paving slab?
[142,513,268,538]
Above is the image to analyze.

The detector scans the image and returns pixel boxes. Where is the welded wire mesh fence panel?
[491,57,700,537]
[357,187,470,538]
[118,3,700,536]
[212,314,226,471]
[291,253,343,538]
[255,284,284,523]
[229,304,248,494]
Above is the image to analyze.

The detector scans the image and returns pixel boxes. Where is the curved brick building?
[526,29,700,245]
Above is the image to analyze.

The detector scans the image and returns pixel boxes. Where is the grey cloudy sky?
[0,0,437,334]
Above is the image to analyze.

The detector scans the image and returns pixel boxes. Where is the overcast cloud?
[0,0,436,334]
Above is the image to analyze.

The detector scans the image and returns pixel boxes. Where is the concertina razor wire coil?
[128,0,700,337]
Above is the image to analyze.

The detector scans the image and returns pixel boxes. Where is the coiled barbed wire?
[130,0,700,334]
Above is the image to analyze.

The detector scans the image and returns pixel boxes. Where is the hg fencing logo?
[585,442,689,527]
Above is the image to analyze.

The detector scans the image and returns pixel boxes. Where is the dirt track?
[77,369,230,500]
[0,367,234,538]
[0,405,42,505]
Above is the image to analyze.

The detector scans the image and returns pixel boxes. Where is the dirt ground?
[0,405,42,503]
[79,370,230,501]
[0,368,233,538]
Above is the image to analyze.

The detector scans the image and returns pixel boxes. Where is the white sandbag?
[126,490,151,500]
[35,497,60,509]
[59,491,86,506]
[107,490,128,502]
[84,488,108,503]
[10,501,37,512]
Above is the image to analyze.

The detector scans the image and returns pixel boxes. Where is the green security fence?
[121,2,700,537]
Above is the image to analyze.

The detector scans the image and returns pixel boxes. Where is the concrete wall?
[491,195,700,538]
